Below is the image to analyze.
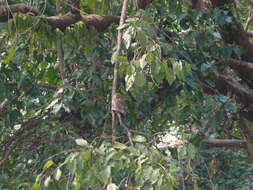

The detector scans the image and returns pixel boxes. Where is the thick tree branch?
[81,14,120,32]
[0,4,40,22]
[0,4,120,31]
[217,74,253,104]
[225,58,253,72]
[203,139,247,149]
[210,0,253,89]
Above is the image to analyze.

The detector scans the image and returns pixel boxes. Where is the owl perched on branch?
[112,93,127,115]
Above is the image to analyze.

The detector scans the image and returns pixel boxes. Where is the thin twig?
[111,0,129,142]
[56,0,65,81]
[117,113,133,145]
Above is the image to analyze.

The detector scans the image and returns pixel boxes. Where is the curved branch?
[0,4,40,22]
[47,13,120,31]
[0,4,120,31]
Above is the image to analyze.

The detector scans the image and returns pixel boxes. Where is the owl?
[112,93,127,115]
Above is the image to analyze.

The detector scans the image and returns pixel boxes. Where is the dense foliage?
[0,0,253,189]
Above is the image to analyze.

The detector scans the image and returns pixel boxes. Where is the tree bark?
[203,139,247,149]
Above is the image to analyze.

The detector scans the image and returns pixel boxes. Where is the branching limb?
[116,112,133,145]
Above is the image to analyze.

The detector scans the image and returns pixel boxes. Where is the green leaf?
[107,183,118,190]
[44,176,51,187]
[217,95,229,103]
[52,102,62,114]
[117,23,130,30]
[140,54,147,69]
[123,27,133,49]
[187,144,196,160]
[132,135,147,143]
[43,160,54,170]
[3,45,15,64]
[75,138,88,146]
[31,183,40,190]
[135,72,146,87]
[54,168,62,181]
[117,56,128,62]
[185,63,192,74]
[224,103,237,113]
[150,169,160,184]
[163,63,175,85]
[125,74,135,91]
[172,61,184,80]
[99,166,111,183]
[113,142,128,150]
[194,183,199,190]
[46,99,59,110]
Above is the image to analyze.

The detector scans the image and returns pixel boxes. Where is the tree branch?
[0,4,120,31]
[210,0,253,89]
[203,139,247,149]
[111,0,129,141]
[0,4,40,22]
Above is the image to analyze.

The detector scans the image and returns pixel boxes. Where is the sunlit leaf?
[107,183,118,190]
[54,168,62,181]
[43,160,54,170]
[132,135,146,143]
[75,138,88,146]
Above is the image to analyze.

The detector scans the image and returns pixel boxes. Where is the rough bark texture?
[203,139,247,149]
[46,13,81,31]
[0,4,40,22]
[0,4,120,32]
